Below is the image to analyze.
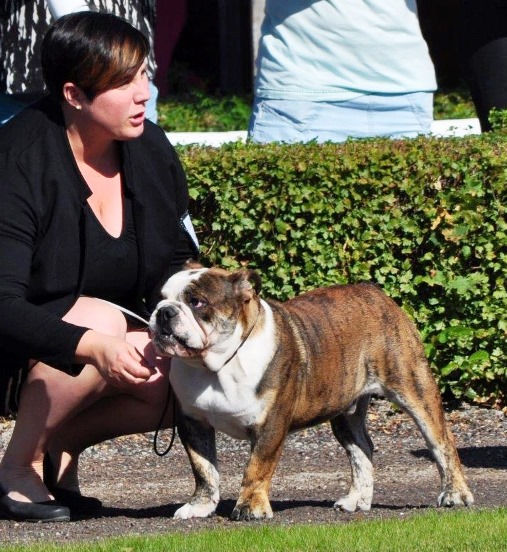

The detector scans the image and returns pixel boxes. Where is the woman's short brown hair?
[41,11,149,101]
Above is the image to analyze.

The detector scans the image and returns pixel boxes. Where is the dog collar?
[221,306,261,367]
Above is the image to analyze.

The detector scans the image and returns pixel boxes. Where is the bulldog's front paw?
[438,489,475,507]
[230,498,273,521]
[174,500,217,519]
[334,491,372,513]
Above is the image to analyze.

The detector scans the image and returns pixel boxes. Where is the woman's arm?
[0,150,88,372]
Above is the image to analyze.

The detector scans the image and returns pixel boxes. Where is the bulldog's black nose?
[157,305,179,331]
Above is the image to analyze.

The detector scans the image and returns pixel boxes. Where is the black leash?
[96,299,178,456]
[152,376,177,456]
[133,344,177,457]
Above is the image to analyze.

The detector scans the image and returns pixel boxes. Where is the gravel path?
[0,399,506,545]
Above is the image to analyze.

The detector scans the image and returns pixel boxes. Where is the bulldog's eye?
[189,297,206,309]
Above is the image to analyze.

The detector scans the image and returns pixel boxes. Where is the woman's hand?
[75,329,155,388]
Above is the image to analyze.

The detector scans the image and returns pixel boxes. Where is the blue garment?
[0,94,27,126]
[249,0,436,142]
[249,93,433,143]
[146,80,159,124]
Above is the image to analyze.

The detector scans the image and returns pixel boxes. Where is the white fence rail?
[166,118,481,147]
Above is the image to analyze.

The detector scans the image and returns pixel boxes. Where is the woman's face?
[81,62,150,141]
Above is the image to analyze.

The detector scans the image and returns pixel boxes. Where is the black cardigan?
[0,97,197,374]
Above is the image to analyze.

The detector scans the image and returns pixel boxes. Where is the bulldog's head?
[149,263,262,371]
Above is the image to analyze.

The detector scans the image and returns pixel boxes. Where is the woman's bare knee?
[63,297,127,338]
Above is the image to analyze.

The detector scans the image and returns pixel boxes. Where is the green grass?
[157,87,477,133]
[3,508,507,551]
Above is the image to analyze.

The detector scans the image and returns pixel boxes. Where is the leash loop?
[153,379,177,456]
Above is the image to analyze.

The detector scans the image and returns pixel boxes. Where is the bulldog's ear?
[231,269,262,303]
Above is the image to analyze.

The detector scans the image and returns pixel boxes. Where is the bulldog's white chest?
[171,364,264,439]
[170,313,277,440]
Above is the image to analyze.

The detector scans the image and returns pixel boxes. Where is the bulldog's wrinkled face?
[149,265,261,365]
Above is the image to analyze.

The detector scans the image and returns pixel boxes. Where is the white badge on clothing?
[182,213,199,250]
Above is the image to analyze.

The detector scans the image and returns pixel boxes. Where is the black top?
[83,194,139,303]
[0,96,198,375]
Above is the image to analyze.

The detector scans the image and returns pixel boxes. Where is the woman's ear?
[62,82,85,111]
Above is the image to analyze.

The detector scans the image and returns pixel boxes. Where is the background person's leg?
[457,0,507,131]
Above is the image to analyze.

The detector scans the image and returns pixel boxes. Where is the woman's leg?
[47,330,174,492]
[0,298,172,503]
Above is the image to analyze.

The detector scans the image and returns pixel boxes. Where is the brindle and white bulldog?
[149,263,474,521]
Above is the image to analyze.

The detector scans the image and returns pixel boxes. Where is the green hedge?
[178,136,507,406]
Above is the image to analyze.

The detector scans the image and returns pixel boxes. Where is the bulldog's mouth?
[154,329,201,358]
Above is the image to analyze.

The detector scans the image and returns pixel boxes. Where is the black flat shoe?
[0,488,70,523]
[43,454,102,515]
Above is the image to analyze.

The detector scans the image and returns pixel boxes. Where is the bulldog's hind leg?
[173,416,220,519]
[330,395,374,512]
[385,377,474,507]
